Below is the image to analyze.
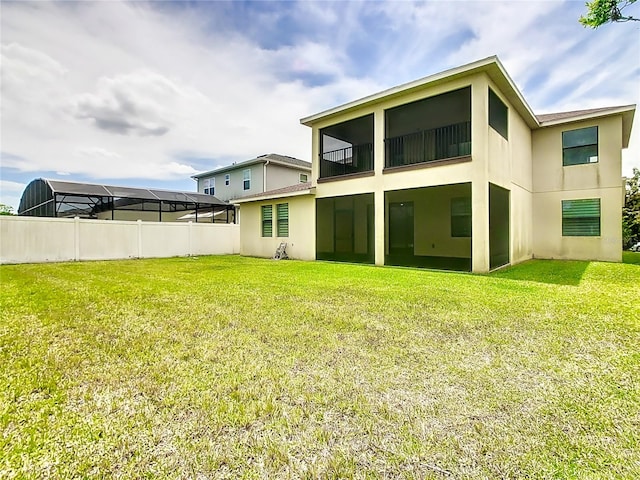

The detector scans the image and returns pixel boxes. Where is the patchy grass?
[1,256,639,479]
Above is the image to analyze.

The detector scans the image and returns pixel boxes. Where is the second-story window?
[203,178,215,195]
[299,173,308,183]
[225,174,230,186]
[562,126,598,166]
[243,169,251,190]
[488,88,508,140]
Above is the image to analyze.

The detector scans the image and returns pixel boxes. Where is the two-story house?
[192,153,311,202]
[235,56,635,272]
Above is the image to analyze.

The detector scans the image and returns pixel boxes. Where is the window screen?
[489,88,508,139]
[261,205,272,237]
[562,198,600,236]
[277,203,289,237]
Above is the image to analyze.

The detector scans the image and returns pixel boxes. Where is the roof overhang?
[300,55,539,129]
[191,158,311,179]
[537,105,636,148]
[234,187,316,204]
[191,159,266,179]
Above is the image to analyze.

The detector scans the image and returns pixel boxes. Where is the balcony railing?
[385,121,471,168]
[320,143,373,178]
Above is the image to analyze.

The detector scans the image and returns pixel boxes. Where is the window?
[243,169,251,190]
[488,88,508,139]
[225,174,230,186]
[563,126,598,166]
[451,197,472,237]
[562,198,600,236]
[261,205,272,237]
[299,173,308,183]
[276,203,289,237]
[203,178,215,195]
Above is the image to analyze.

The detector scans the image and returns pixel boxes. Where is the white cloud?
[0,180,27,192]
[0,0,638,198]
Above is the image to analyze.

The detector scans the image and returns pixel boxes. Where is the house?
[235,56,635,272]
[191,153,311,202]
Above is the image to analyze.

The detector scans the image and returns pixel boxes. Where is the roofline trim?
[234,187,316,204]
[299,55,539,128]
[536,104,636,127]
[191,158,311,179]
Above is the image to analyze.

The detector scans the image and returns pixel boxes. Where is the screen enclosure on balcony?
[320,114,374,179]
[385,87,471,168]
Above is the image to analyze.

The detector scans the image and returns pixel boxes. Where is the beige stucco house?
[192,153,311,202]
[236,56,635,273]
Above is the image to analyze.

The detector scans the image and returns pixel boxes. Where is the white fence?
[0,216,240,264]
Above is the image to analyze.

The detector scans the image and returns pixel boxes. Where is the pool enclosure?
[18,178,235,223]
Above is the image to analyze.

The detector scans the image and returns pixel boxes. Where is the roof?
[299,56,635,143]
[42,178,229,206]
[192,153,311,179]
[300,56,539,129]
[536,105,635,148]
[234,182,314,203]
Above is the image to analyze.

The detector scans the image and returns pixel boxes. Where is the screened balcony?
[320,114,374,179]
[385,87,471,169]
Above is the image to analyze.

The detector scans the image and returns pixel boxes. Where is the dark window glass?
[562,127,598,166]
[488,88,508,139]
[451,197,472,237]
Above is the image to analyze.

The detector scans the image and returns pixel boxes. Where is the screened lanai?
[18,178,235,223]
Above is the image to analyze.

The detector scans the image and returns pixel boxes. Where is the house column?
[374,107,385,266]
[471,76,490,273]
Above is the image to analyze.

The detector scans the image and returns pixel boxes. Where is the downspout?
[263,160,269,192]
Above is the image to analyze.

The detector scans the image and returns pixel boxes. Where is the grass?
[1,255,639,479]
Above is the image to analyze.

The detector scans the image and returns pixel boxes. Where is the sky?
[1,0,639,210]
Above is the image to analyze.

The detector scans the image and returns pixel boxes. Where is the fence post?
[74,217,80,261]
[137,219,143,258]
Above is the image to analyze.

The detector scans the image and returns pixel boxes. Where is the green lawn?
[1,256,639,479]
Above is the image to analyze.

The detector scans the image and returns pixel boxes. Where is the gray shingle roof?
[192,154,311,178]
[536,106,634,124]
[235,182,313,202]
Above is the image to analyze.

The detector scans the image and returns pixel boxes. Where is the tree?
[580,0,639,27]
[0,204,16,215]
[623,167,640,248]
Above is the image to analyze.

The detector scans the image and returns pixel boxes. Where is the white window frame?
[299,173,308,183]
[225,174,230,186]
[243,169,251,191]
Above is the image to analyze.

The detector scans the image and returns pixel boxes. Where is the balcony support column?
[374,108,386,266]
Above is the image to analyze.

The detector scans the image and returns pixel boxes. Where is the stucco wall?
[0,216,240,264]
[239,195,315,260]
[532,116,623,262]
[265,164,309,191]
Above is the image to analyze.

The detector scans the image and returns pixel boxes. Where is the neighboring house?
[192,153,311,202]
[235,56,635,273]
